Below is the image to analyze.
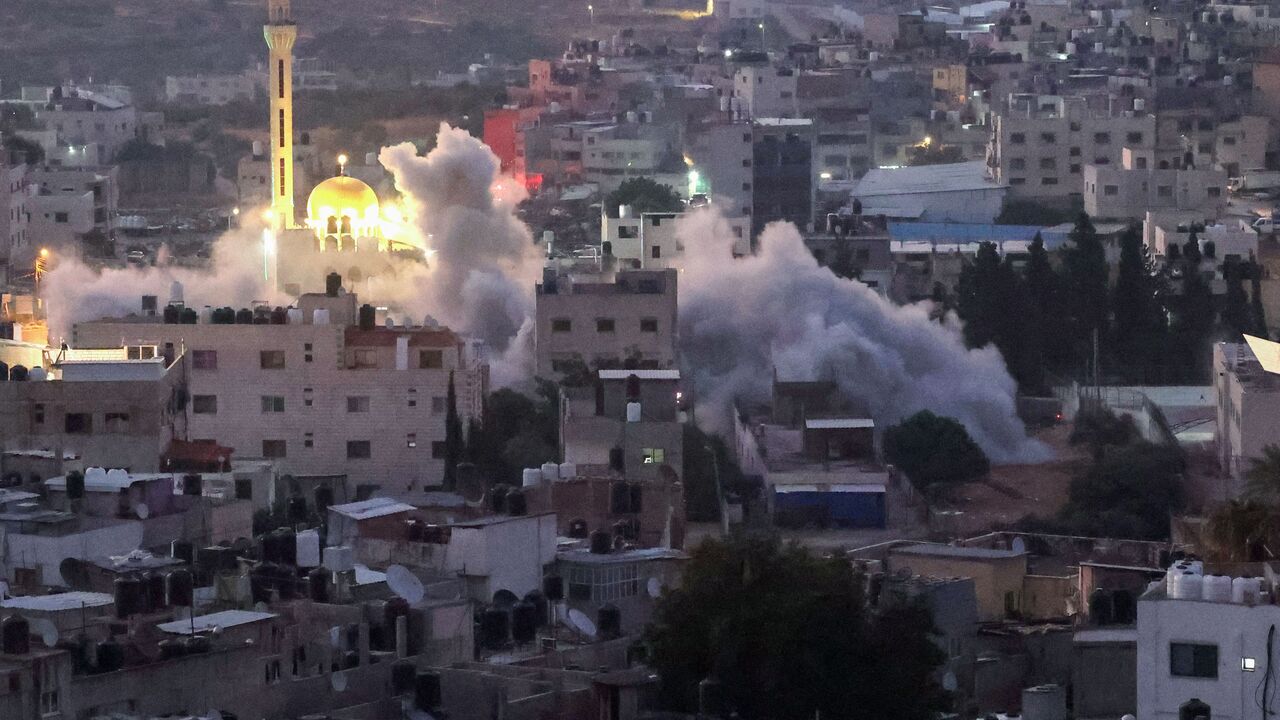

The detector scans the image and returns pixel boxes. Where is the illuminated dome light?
[306,175,381,249]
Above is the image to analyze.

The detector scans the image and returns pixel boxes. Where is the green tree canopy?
[644,533,948,720]
[605,177,684,217]
[1111,224,1165,377]
[883,410,990,490]
[1058,441,1185,540]
[1062,212,1110,366]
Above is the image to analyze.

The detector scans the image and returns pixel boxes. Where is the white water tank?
[28,366,47,381]
[558,462,577,480]
[200,305,213,323]
[106,468,130,485]
[626,402,642,422]
[1133,98,1145,112]
[297,529,321,567]
[522,468,543,487]
[540,462,560,482]
[625,111,639,123]
[1232,576,1261,604]
[549,101,562,114]
[287,308,303,324]
[619,204,633,219]
[85,467,107,484]
[1172,572,1203,600]
[365,152,377,165]
[170,281,184,306]
[323,545,355,573]
[1021,684,1066,720]
[252,140,264,157]
[1203,575,1232,602]
[313,308,330,325]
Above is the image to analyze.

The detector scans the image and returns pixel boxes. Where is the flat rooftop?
[891,543,1026,560]
[1,591,113,612]
[156,609,277,635]
[857,161,1003,196]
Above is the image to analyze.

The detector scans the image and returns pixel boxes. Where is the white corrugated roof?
[328,496,415,520]
[598,369,680,380]
[855,161,1003,197]
[805,418,875,430]
[156,609,277,635]
[1,591,113,611]
[1245,334,1280,374]
[46,471,169,492]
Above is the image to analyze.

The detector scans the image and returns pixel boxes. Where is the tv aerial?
[386,564,425,605]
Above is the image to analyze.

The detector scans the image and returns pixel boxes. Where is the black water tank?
[9,365,28,381]
[308,566,331,602]
[163,304,180,323]
[391,660,416,694]
[1180,698,1211,720]
[182,474,203,496]
[260,532,281,564]
[166,569,194,607]
[96,638,124,672]
[1112,589,1135,624]
[523,590,548,627]
[479,608,509,649]
[326,272,342,297]
[598,604,622,639]
[590,529,612,554]
[610,482,630,514]
[171,540,194,564]
[145,572,167,610]
[196,546,223,579]
[1,615,30,654]
[276,529,298,566]
[490,485,509,514]
[415,671,442,711]
[275,565,298,600]
[250,565,275,604]
[568,518,589,539]
[181,307,198,324]
[512,601,538,645]
[628,482,643,512]
[385,597,410,629]
[358,304,376,330]
[114,576,145,619]
[506,488,527,516]
[65,471,85,500]
[613,519,634,541]
[1089,588,1114,626]
[543,574,564,602]
[235,308,253,324]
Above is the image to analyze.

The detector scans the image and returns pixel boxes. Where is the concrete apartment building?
[0,156,32,274]
[534,267,677,379]
[686,121,754,220]
[990,94,1156,201]
[1083,147,1227,220]
[24,165,117,264]
[71,287,487,491]
[1153,105,1269,177]
[559,369,683,483]
[580,122,684,196]
[33,87,160,165]
[164,73,258,105]
[1213,336,1280,487]
[601,209,750,269]
[733,65,800,119]
[753,118,816,236]
[0,349,187,473]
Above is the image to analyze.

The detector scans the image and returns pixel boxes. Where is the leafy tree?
[883,410,990,491]
[956,242,1007,349]
[682,424,752,521]
[1112,224,1164,376]
[1068,407,1138,448]
[1170,232,1216,381]
[1062,213,1110,368]
[1024,232,1071,371]
[1058,441,1184,540]
[1205,500,1278,562]
[468,388,558,484]
[1245,445,1280,503]
[605,177,684,217]
[1221,258,1252,342]
[644,533,948,720]
[1250,260,1270,339]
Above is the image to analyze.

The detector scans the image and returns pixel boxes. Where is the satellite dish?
[386,565,425,605]
[566,608,597,639]
[207,711,223,720]
[59,558,91,591]
[31,618,58,648]
[646,577,662,598]
[942,671,958,692]
[1011,537,1027,554]
[331,670,349,692]
[329,625,342,647]
[134,502,150,520]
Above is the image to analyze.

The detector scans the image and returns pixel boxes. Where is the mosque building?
[262,0,419,295]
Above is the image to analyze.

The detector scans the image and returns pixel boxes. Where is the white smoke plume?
[676,211,1049,464]
[41,230,279,341]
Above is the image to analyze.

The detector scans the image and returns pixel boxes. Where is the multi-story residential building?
[601,210,750,269]
[580,122,684,195]
[1153,103,1269,176]
[164,73,258,105]
[70,285,487,491]
[752,118,815,236]
[534,267,678,379]
[1083,147,1227,219]
[25,165,116,264]
[33,87,159,165]
[990,94,1156,201]
[686,121,754,220]
[0,154,32,276]
[733,65,799,119]
[559,368,683,483]
[1213,336,1280,487]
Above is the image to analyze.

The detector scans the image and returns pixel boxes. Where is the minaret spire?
[264,0,297,229]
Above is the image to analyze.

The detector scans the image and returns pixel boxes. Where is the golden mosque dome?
[306,175,379,224]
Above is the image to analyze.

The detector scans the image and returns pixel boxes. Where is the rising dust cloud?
[42,124,1045,462]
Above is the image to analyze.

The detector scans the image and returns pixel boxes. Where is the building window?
[304,432,314,448]
[260,350,286,369]
[65,413,92,434]
[346,440,371,459]
[35,658,58,716]
[54,212,68,223]
[303,388,313,407]
[1009,178,1025,185]
[1039,158,1056,170]
[1070,164,1082,174]
[432,441,448,459]
[1136,157,1148,169]
[1069,147,1081,157]
[32,404,44,424]
[1104,185,1119,196]
[551,318,572,333]
[104,412,130,432]
[596,318,616,333]
[277,59,285,99]
[263,440,287,458]
[651,245,662,259]
[419,350,443,369]
[261,396,285,413]
[407,433,417,449]
[1208,187,1222,198]
[347,396,370,413]
[640,317,659,333]
[352,349,377,369]
[1157,185,1172,197]
[278,109,285,148]
[192,350,217,369]
[193,395,218,414]
[432,396,446,413]
[643,448,665,464]
[566,563,640,602]
[1041,177,1058,185]
[1010,132,1026,144]
[1010,158,1026,170]
[1127,132,1144,144]
[1040,132,1056,144]
[1170,642,1218,678]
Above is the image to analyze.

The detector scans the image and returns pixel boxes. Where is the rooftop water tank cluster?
[1165,560,1266,604]
[521,462,577,487]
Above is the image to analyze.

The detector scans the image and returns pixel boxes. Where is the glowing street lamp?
[588,3,594,23]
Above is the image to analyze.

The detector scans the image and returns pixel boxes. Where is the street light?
[588,3,594,23]
[758,22,766,48]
